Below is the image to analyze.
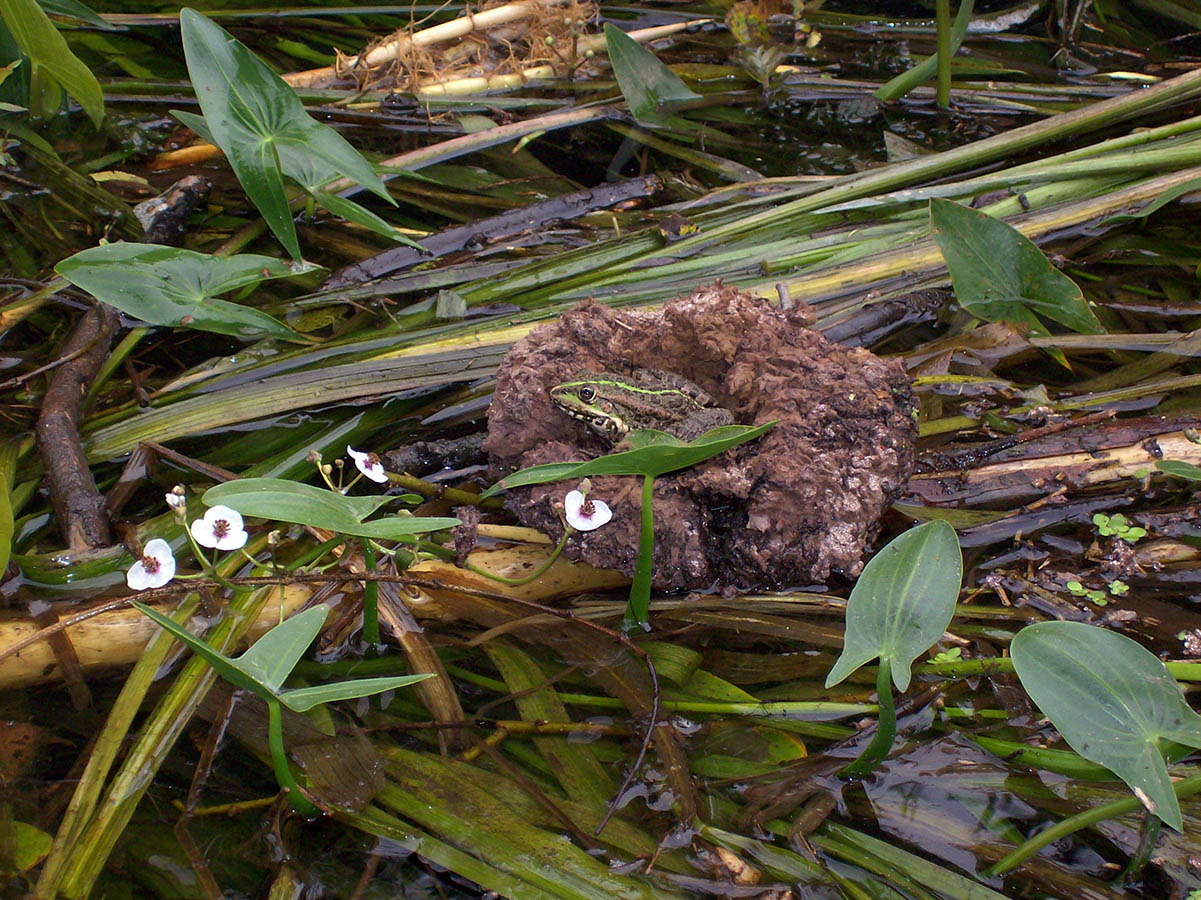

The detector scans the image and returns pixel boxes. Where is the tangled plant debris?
[486,284,918,589]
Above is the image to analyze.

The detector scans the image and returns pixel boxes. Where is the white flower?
[564,490,612,532]
[126,538,176,590]
[190,505,248,550]
[165,489,186,511]
[347,446,389,484]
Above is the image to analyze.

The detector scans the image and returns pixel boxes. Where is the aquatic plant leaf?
[56,243,310,340]
[204,478,459,538]
[1157,459,1201,482]
[604,22,699,127]
[174,110,421,249]
[179,8,393,260]
[825,521,961,692]
[480,422,774,498]
[6,820,52,872]
[1011,621,1201,831]
[280,675,433,712]
[134,602,430,706]
[206,478,392,530]
[0,0,103,125]
[38,0,117,30]
[929,197,1103,336]
[0,442,15,576]
[132,601,267,696]
[234,603,330,692]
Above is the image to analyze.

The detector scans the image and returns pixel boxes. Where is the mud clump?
[484,284,917,590]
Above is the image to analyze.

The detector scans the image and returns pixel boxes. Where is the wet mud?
[485,284,918,589]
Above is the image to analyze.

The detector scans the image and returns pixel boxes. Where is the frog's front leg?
[673,408,736,442]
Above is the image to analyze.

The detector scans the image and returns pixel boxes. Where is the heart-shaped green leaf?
[604,22,700,128]
[179,8,394,260]
[56,243,311,340]
[481,422,774,498]
[1011,620,1201,831]
[826,520,962,692]
[174,109,421,250]
[929,197,1103,336]
[204,478,458,538]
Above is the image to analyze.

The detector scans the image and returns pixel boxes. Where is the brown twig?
[34,302,120,552]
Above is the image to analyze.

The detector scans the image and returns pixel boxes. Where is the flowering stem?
[841,658,896,778]
[360,539,380,646]
[266,698,317,818]
[182,525,239,592]
[625,475,656,628]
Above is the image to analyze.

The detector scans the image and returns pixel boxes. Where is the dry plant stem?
[0,546,624,689]
[155,15,693,170]
[285,1,568,90]
[906,428,1201,506]
[0,276,70,332]
[35,303,119,552]
[762,164,1201,302]
[413,21,707,96]
[376,581,470,752]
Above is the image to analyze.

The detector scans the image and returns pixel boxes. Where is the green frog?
[549,369,735,446]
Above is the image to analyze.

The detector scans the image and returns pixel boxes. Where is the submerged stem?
[841,659,897,778]
[1119,808,1162,884]
[935,0,952,108]
[267,698,317,818]
[361,539,380,646]
[990,773,1201,876]
[626,475,656,627]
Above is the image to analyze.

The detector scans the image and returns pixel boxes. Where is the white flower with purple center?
[564,490,612,532]
[126,538,176,590]
[348,446,389,484]
[190,505,248,551]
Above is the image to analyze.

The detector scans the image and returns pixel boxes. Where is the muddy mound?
[484,284,917,590]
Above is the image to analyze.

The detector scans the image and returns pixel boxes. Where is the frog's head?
[549,374,630,443]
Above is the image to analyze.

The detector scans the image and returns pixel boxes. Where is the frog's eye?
[579,386,596,402]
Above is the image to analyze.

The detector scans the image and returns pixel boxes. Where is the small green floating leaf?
[6,820,53,872]
[1011,620,1201,831]
[929,197,1103,337]
[179,8,395,260]
[826,520,962,693]
[1157,459,1201,482]
[204,478,459,539]
[604,22,700,128]
[56,243,312,341]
